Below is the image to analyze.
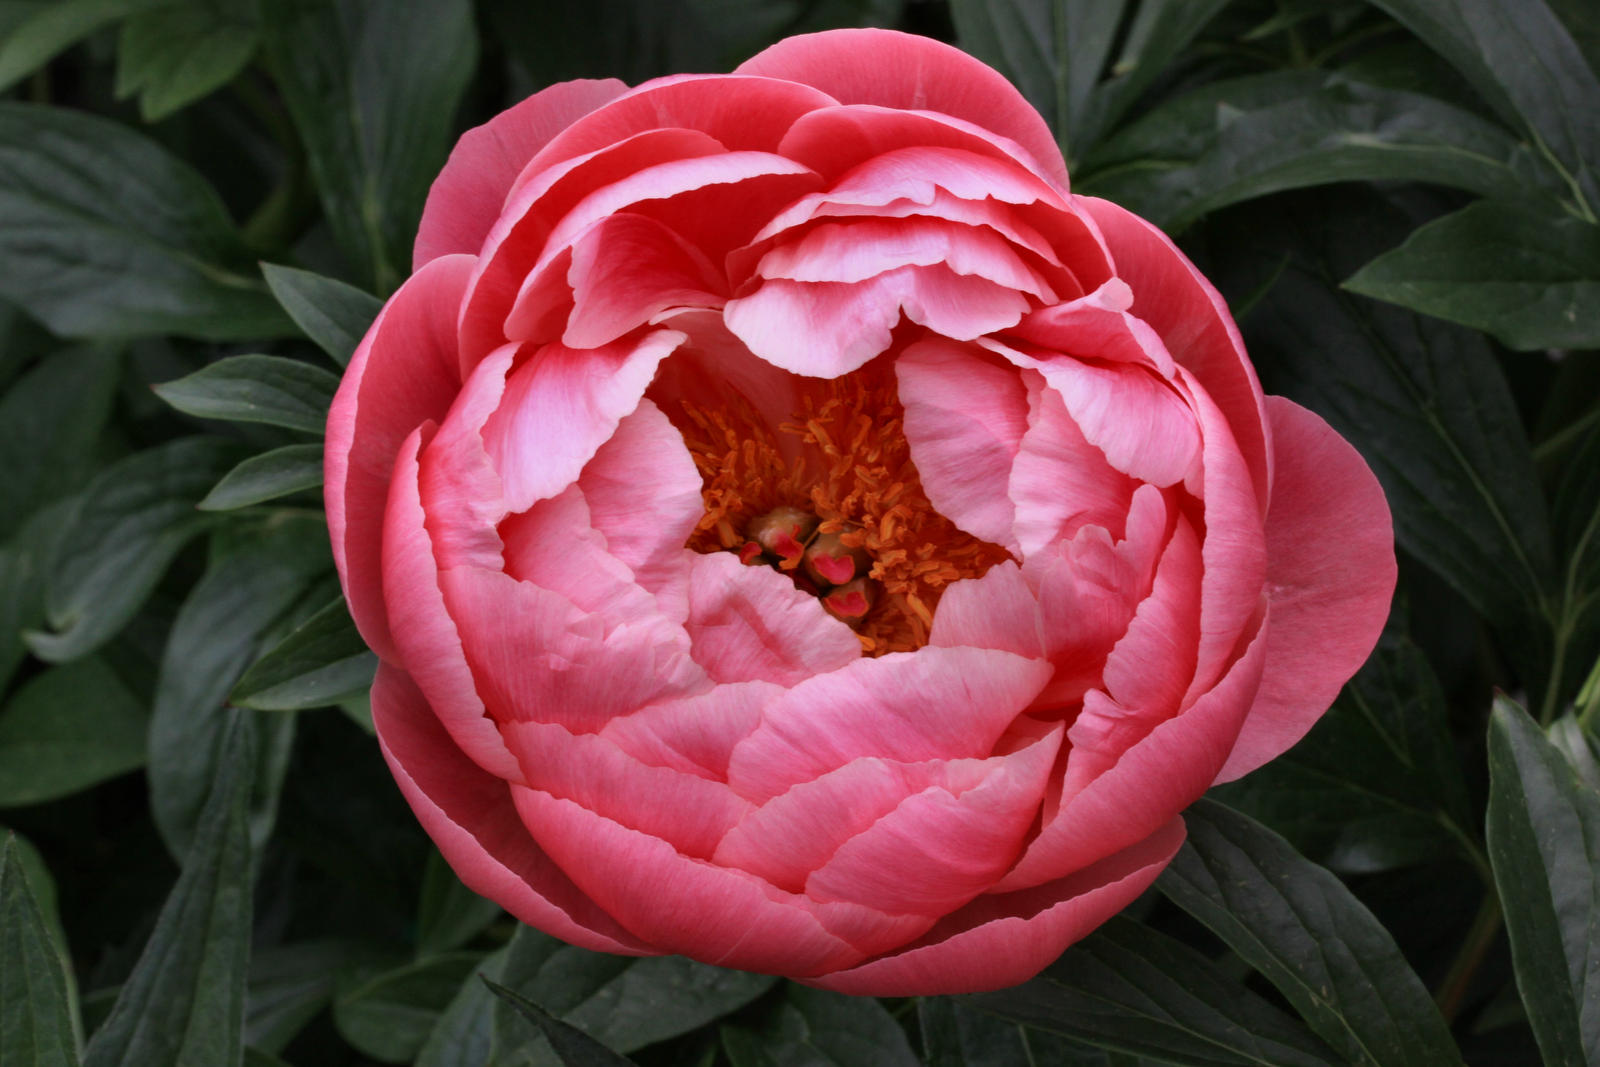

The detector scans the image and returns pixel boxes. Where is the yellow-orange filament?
[677,366,1012,654]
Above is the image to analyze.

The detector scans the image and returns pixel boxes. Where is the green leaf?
[1344,197,1600,350]
[0,104,291,341]
[245,941,351,1056]
[1206,190,1555,662]
[415,853,500,958]
[0,347,119,542]
[1486,696,1600,1066]
[486,978,633,1067]
[1368,0,1600,204]
[0,657,146,807]
[114,0,259,121]
[1082,73,1550,230]
[0,0,167,92]
[1,834,81,1067]
[27,437,244,663]
[82,712,255,1067]
[1212,635,1477,874]
[261,0,477,292]
[260,263,382,368]
[965,915,1340,1066]
[0,499,75,693]
[148,516,330,858]
[231,594,375,711]
[198,443,325,512]
[1158,799,1463,1066]
[154,355,339,435]
[918,997,1111,1067]
[721,984,920,1067]
[333,951,483,1064]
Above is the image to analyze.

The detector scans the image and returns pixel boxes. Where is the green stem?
[1576,653,1600,730]
[1434,892,1502,1025]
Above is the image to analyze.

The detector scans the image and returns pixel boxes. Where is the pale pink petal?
[510,213,724,348]
[735,29,1069,189]
[716,756,1001,891]
[646,309,806,438]
[326,254,472,660]
[440,565,703,735]
[459,128,728,372]
[481,330,683,513]
[371,662,650,954]
[521,73,838,176]
[577,399,702,603]
[500,719,751,859]
[1079,196,1271,510]
[928,562,1043,658]
[806,724,1062,915]
[1005,373,1138,558]
[414,79,626,268]
[896,339,1029,548]
[511,787,863,975]
[383,426,520,781]
[808,817,1185,995]
[1014,278,1169,374]
[683,552,861,687]
[499,486,662,624]
[1215,397,1395,781]
[727,266,1031,378]
[601,681,781,780]
[996,609,1267,891]
[725,647,1053,804]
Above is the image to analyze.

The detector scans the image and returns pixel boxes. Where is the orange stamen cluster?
[676,365,1013,654]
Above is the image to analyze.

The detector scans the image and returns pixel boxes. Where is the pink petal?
[601,680,781,781]
[724,646,1053,804]
[511,787,863,975]
[383,426,521,781]
[928,562,1043,659]
[326,254,472,660]
[1014,278,1169,374]
[1214,397,1395,781]
[413,79,626,268]
[736,29,1069,190]
[805,724,1063,915]
[520,73,838,177]
[646,309,806,437]
[499,486,663,624]
[726,266,1031,378]
[481,329,683,513]
[500,719,751,859]
[1005,373,1138,558]
[996,608,1267,891]
[807,816,1185,995]
[577,398,702,604]
[683,552,861,687]
[439,565,703,735]
[896,339,1029,548]
[1079,196,1271,511]
[417,343,517,572]
[371,662,650,954]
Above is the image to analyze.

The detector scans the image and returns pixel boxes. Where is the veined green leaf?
[484,978,634,1067]
[260,264,382,368]
[114,0,259,121]
[0,834,80,1067]
[0,347,119,542]
[334,952,484,1064]
[0,0,167,92]
[0,657,146,807]
[199,444,325,512]
[154,355,339,435]
[231,594,374,711]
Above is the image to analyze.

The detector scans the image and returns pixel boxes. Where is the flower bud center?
[674,365,1012,654]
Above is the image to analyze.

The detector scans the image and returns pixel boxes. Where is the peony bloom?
[325,28,1394,995]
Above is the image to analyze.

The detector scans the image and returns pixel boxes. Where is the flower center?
[676,365,1013,655]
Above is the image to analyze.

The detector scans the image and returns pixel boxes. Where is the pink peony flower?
[324,28,1395,995]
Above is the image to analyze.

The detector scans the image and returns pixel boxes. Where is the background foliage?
[1,0,1597,1064]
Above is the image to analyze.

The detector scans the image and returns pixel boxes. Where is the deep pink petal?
[1079,196,1271,511]
[511,787,863,975]
[724,646,1053,804]
[371,662,650,954]
[726,266,1032,378]
[805,724,1062,915]
[896,339,1029,548]
[683,552,861,686]
[414,79,626,268]
[440,565,703,735]
[500,719,751,859]
[1215,397,1395,781]
[600,680,781,781]
[417,343,517,572]
[808,817,1185,995]
[736,29,1069,189]
[383,426,521,781]
[577,398,702,605]
[481,330,684,513]
[326,254,472,660]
